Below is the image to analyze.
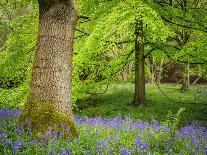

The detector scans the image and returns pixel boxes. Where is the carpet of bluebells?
[0,108,207,155]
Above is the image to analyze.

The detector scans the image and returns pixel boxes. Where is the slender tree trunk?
[192,76,201,85]
[18,0,79,138]
[157,59,163,84]
[187,62,190,89]
[151,58,157,84]
[181,57,190,91]
[133,19,146,106]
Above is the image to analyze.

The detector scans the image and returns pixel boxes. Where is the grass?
[74,83,207,126]
[1,83,207,125]
[0,83,28,109]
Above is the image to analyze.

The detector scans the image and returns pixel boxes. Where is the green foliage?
[0,83,28,109]
[74,0,171,92]
[164,108,185,150]
[0,2,37,89]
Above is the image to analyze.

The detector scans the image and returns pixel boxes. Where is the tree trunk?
[192,76,202,85]
[133,19,146,106]
[157,59,163,84]
[18,0,79,139]
[181,58,190,91]
[150,58,157,84]
[187,62,190,89]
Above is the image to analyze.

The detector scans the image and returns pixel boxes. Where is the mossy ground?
[17,96,79,140]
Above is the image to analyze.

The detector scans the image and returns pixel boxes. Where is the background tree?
[74,0,170,106]
[148,0,207,89]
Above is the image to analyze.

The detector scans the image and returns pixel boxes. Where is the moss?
[17,96,79,140]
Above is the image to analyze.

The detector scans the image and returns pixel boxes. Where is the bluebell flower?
[120,147,131,155]
[191,139,201,148]
[53,130,57,140]
[14,129,24,134]
[12,140,22,154]
[58,131,63,139]
[30,140,37,144]
[151,119,159,125]
[46,126,52,137]
[169,149,173,155]
[5,140,10,147]
[203,144,207,154]
[135,136,142,149]
[24,142,29,147]
[95,145,99,152]
[143,143,150,150]
[25,117,29,124]
[0,108,11,119]
[12,109,21,118]
[1,131,6,142]
[59,149,72,155]
[40,135,48,144]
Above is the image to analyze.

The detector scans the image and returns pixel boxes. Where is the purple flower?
[30,140,37,144]
[169,149,173,155]
[59,149,72,155]
[1,131,6,142]
[49,151,53,155]
[143,143,150,150]
[151,119,159,125]
[53,130,57,140]
[95,145,99,152]
[135,136,142,145]
[14,129,24,134]
[12,140,22,154]
[58,131,63,139]
[24,142,29,147]
[120,147,131,155]
[40,135,48,144]
[6,140,11,147]
[12,109,21,118]
[0,108,11,119]
[191,139,201,148]
[46,126,52,137]
[25,117,29,124]
[203,144,207,154]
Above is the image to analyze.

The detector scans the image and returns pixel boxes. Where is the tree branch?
[78,14,90,20]
[148,42,207,65]
[161,16,207,33]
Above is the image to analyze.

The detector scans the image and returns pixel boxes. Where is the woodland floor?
[74,83,207,126]
[1,84,207,154]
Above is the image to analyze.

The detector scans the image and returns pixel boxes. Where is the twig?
[78,14,90,20]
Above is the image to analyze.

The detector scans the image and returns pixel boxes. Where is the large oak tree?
[18,0,87,138]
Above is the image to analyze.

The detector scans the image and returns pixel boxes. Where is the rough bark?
[133,19,146,106]
[18,0,79,138]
